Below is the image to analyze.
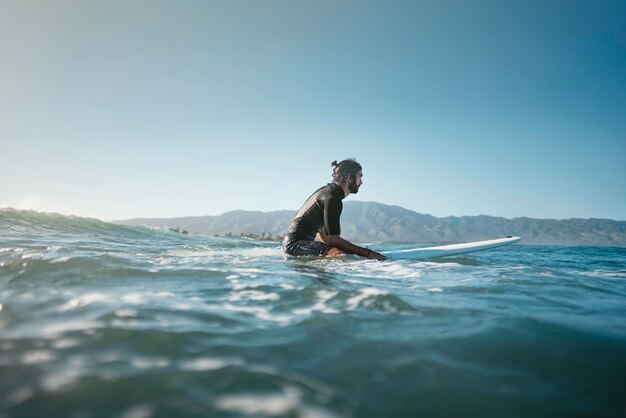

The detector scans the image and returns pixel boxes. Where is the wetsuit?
[282,183,345,256]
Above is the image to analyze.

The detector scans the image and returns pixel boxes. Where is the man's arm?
[318,229,386,260]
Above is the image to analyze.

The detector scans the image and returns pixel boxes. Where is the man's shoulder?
[323,183,344,203]
[309,183,344,203]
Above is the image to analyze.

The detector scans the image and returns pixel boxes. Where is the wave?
[0,209,281,252]
[0,208,161,237]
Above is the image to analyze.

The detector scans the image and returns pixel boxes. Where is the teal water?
[1,209,625,418]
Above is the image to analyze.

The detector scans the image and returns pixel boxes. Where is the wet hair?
[331,159,362,183]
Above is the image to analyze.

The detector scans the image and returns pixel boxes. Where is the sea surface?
[1,209,625,418]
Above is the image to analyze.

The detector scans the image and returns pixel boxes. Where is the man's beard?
[348,178,359,194]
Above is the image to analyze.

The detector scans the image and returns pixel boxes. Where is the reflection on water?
[1,210,625,417]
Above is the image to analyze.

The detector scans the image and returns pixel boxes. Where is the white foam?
[21,350,56,365]
[60,292,110,311]
[154,291,175,298]
[215,386,301,416]
[131,357,170,370]
[583,269,626,279]
[180,357,230,371]
[214,386,341,418]
[292,289,340,316]
[60,291,179,311]
[51,338,80,349]
[157,258,173,266]
[233,267,267,275]
[346,288,388,311]
[229,290,281,303]
[337,259,423,280]
[41,320,100,337]
[122,293,147,305]
[279,283,300,290]
[233,283,264,291]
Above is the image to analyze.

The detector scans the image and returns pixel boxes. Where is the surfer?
[282,159,386,260]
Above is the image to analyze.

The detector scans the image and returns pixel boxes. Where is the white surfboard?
[384,236,521,260]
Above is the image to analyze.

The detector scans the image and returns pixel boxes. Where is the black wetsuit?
[282,183,345,256]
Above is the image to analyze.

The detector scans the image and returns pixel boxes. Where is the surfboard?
[383,236,521,260]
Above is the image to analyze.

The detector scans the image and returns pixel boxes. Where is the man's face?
[348,171,363,194]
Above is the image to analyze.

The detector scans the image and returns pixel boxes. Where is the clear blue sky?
[1,0,625,221]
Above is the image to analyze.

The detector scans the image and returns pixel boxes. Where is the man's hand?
[367,250,387,261]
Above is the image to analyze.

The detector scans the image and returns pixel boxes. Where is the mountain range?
[114,201,626,247]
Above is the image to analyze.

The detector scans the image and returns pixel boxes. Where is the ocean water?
[1,209,625,418]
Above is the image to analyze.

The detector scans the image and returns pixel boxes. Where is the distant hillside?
[114,201,626,247]
[117,210,295,240]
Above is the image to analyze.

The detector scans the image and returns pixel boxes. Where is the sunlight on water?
[1,209,625,417]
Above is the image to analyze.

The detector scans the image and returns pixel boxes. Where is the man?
[282,159,386,261]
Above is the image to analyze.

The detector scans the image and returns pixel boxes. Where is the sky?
[1,0,625,221]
